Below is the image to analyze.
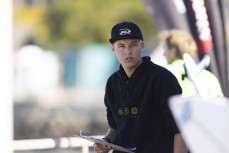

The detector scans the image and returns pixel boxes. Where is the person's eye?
[130,43,138,47]
[118,45,125,48]
[132,43,138,46]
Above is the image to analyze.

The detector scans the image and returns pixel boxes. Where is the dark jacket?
[104,56,182,153]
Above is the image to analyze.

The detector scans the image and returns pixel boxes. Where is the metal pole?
[0,0,13,153]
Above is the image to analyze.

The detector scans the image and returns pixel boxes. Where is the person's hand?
[93,142,112,153]
[93,138,112,153]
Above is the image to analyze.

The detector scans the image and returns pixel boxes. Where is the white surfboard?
[169,95,229,153]
[183,53,210,98]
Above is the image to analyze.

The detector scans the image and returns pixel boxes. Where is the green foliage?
[34,0,158,50]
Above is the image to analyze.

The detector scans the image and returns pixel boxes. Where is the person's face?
[112,39,144,70]
[163,43,177,64]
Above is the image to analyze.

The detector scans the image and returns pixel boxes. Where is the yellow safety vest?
[166,59,223,98]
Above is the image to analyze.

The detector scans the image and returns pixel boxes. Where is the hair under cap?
[109,21,143,44]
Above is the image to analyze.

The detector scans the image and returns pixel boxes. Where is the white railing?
[13,137,93,153]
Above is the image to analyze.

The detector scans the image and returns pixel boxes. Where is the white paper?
[77,130,136,153]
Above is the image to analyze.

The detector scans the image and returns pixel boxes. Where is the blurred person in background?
[161,29,223,98]
[93,21,187,153]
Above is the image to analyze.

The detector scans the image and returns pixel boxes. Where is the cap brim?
[109,37,143,44]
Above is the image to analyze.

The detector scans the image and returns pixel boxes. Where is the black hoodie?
[104,56,182,153]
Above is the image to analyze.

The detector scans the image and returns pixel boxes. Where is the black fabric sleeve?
[104,81,117,129]
[154,69,182,134]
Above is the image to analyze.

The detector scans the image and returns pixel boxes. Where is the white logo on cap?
[119,28,131,35]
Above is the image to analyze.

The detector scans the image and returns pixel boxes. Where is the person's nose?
[124,45,132,54]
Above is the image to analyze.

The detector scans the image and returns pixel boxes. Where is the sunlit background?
[12,1,159,153]
[0,0,228,153]
[13,0,158,139]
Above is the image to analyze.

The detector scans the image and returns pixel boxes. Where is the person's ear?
[141,41,145,50]
[111,44,115,52]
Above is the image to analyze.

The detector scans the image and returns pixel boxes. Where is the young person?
[162,29,223,98]
[93,21,187,153]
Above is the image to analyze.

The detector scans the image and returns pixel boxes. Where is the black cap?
[109,21,143,44]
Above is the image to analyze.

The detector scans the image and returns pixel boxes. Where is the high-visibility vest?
[166,59,224,98]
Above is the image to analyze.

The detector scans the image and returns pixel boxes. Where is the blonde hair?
[161,29,198,59]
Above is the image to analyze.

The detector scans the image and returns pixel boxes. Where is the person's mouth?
[125,57,133,61]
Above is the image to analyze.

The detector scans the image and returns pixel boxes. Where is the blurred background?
[12,1,158,153]
[13,0,158,140]
[1,0,229,152]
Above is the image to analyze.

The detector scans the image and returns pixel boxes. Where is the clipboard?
[77,130,136,153]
